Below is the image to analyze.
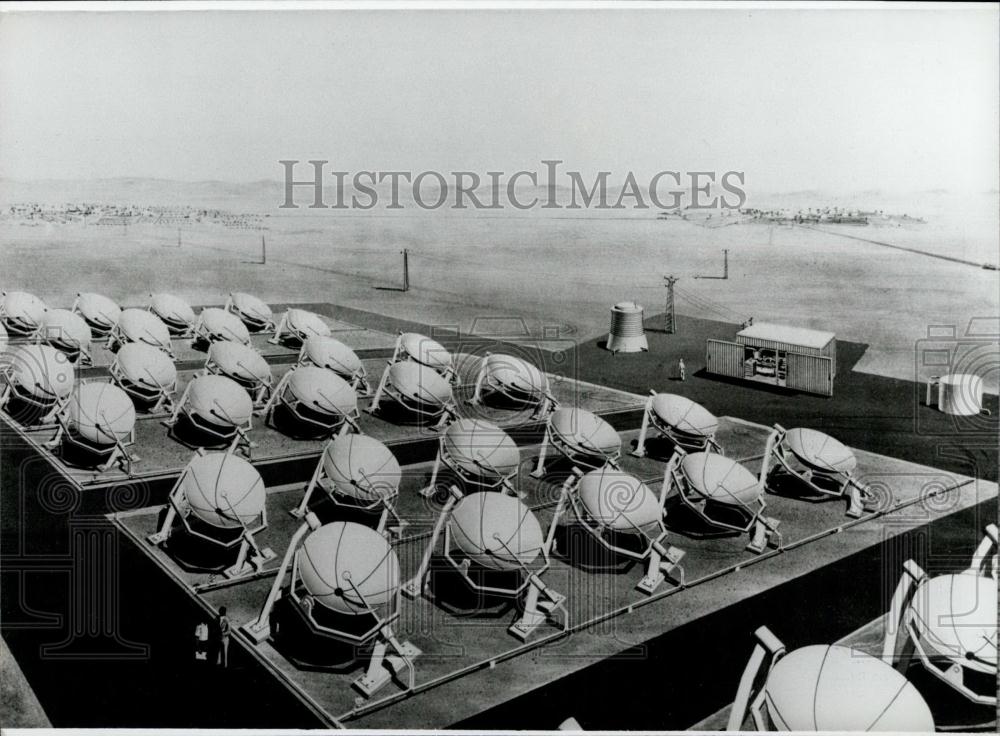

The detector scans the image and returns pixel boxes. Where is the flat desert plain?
[1,189,996,391]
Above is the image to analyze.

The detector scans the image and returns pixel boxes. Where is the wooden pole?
[723,249,729,280]
[261,235,267,265]
[402,248,410,292]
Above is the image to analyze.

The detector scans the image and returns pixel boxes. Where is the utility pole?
[723,248,729,280]
[663,275,678,334]
[402,248,410,292]
[261,234,267,265]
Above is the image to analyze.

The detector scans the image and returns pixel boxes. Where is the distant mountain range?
[0,176,994,213]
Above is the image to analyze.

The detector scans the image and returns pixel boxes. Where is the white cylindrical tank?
[606,301,648,354]
[931,373,984,416]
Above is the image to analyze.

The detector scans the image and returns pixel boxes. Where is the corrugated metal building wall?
[785,352,834,395]
[705,339,745,378]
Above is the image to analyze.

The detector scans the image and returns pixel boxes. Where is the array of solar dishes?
[0,290,367,471]
[239,374,951,705]
[4,290,992,724]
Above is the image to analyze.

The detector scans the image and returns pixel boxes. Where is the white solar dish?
[225,292,275,332]
[107,308,174,356]
[368,360,456,428]
[389,332,455,381]
[421,418,521,497]
[763,424,872,518]
[298,335,370,394]
[109,342,178,412]
[72,292,121,337]
[531,407,622,477]
[192,307,252,346]
[270,308,332,346]
[882,524,998,706]
[166,374,255,453]
[0,344,75,424]
[148,293,197,337]
[46,381,136,474]
[261,365,360,437]
[0,291,47,336]
[293,434,406,534]
[298,522,400,616]
[667,447,781,553]
[148,449,275,579]
[564,465,685,593]
[403,487,569,641]
[40,308,94,365]
[728,626,935,732]
[468,352,555,418]
[204,341,273,406]
[244,515,420,698]
[632,392,720,456]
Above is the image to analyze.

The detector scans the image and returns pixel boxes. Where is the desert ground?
[1,189,997,391]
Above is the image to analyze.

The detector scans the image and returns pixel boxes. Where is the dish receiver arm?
[242,512,321,643]
[401,485,463,599]
[630,391,657,458]
[880,559,927,666]
[967,523,999,577]
[146,460,196,545]
[544,469,583,557]
[757,424,785,490]
[727,625,786,731]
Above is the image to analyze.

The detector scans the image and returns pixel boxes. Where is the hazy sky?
[1,6,997,193]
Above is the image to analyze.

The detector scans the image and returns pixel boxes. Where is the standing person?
[194,619,210,662]
[216,606,231,669]
[677,358,686,382]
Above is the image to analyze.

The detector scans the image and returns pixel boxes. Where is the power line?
[674,286,742,322]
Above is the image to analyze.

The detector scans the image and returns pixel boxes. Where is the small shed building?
[706,322,837,396]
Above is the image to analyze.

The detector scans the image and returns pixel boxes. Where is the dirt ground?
[2,194,997,392]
